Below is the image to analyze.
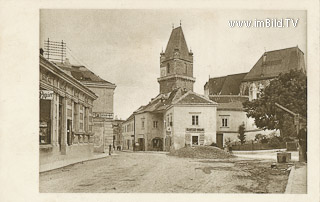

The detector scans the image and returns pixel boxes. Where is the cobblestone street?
[40,152,289,193]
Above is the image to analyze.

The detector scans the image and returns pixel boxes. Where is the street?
[40,151,289,193]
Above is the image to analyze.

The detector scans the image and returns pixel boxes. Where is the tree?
[238,123,246,145]
[243,69,307,138]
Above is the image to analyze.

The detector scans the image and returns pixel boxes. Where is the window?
[40,99,51,144]
[192,115,199,125]
[185,63,188,74]
[153,121,158,128]
[167,63,170,74]
[141,118,145,129]
[222,117,229,127]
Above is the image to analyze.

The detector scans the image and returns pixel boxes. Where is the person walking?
[298,124,307,162]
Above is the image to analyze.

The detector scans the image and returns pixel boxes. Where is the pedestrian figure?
[298,124,307,162]
[109,144,112,155]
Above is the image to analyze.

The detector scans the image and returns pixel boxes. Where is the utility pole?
[275,103,306,162]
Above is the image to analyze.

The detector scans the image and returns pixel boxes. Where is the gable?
[175,92,215,105]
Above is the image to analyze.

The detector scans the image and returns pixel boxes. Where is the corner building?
[124,26,217,151]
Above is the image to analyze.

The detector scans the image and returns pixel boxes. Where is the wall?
[172,105,217,150]
[146,113,164,151]
[134,112,149,150]
[159,77,194,94]
[122,118,134,150]
[88,87,114,113]
[217,109,276,146]
[92,118,113,153]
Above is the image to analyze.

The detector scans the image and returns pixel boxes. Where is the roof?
[217,101,244,111]
[205,73,247,95]
[243,46,306,81]
[209,95,249,104]
[134,88,216,114]
[164,26,192,61]
[55,62,115,85]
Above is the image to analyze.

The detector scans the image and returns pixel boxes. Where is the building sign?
[40,90,54,100]
[93,112,113,119]
[186,128,205,133]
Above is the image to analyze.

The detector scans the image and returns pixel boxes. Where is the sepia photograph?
[39,9,307,193]
[0,1,319,202]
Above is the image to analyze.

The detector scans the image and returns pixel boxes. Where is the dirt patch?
[168,146,235,159]
[233,161,291,193]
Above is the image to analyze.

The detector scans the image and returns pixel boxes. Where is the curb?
[285,165,295,193]
[40,153,114,173]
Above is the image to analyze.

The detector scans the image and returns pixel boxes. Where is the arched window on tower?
[167,63,170,74]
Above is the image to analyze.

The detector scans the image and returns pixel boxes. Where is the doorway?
[216,133,223,149]
[138,138,145,151]
[192,136,199,146]
[67,119,72,146]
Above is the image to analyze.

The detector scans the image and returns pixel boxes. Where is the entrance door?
[165,136,171,151]
[138,138,145,151]
[192,136,199,146]
[216,133,223,149]
[67,119,72,146]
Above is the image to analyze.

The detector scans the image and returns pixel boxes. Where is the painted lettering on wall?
[40,90,54,100]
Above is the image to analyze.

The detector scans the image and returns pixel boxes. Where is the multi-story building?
[57,59,116,152]
[39,54,98,171]
[204,46,306,147]
[123,26,218,151]
[122,114,135,150]
[56,59,116,153]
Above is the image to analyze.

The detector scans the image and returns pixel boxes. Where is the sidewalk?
[285,163,307,194]
[40,152,115,173]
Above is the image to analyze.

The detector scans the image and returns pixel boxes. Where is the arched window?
[249,83,257,101]
[167,63,170,74]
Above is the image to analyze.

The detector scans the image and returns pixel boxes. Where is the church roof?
[164,26,191,61]
[205,72,247,95]
[243,46,305,81]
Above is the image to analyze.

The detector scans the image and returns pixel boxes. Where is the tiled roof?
[164,26,192,61]
[206,73,247,95]
[243,46,306,81]
[174,92,214,105]
[56,62,114,85]
[209,95,249,104]
[135,88,216,114]
[217,101,244,111]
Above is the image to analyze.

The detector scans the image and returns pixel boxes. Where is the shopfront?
[39,55,98,171]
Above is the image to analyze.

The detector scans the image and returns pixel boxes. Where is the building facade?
[122,115,135,150]
[124,26,218,151]
[56,59,116,153]
[204,46,306,147]
[39,55,97,171]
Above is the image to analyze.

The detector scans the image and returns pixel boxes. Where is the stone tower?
[157,26,195,94]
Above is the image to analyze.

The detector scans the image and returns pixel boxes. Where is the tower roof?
[164,26,191,60]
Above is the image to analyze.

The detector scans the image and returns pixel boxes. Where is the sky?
[40,9,306,120]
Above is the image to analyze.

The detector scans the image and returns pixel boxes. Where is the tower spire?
[180,20,182,26]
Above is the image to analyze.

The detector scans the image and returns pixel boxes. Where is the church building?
[124,26,218,151]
